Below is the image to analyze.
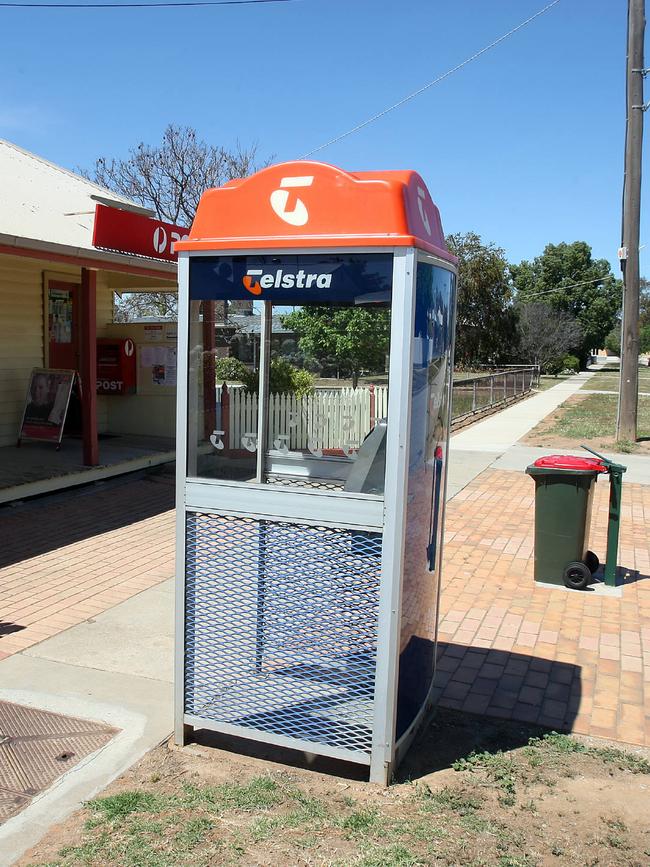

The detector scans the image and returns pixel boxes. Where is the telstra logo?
[242,268,333,295]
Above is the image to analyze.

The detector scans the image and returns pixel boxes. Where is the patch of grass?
[415,783,481,816]
[603,817,628,833]
[581,365,650,393]
[174,816,215,849]
[29,728,650,867]
[356,843,421,866]
[538,392,650,447]
[247,787,329,841]
[287,788,328,820]
[453,751,517,805]
[536,375,572,391]
[181,775,282,812]
[605,834,631,850]
[527,731,650,774]
[341,807,380,834]
[497,857,536,867]
[87,791,163,820]
[58,826,179,867]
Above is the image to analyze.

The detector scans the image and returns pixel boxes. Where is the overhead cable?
[0,0,297,8]
[516,274,617,301]
[299,0,563,159]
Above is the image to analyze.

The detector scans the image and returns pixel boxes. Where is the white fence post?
[220,385,388,452]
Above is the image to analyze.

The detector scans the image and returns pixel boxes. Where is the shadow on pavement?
[397,706,557,782]
[0,467,174,569]
[184,643,580,786]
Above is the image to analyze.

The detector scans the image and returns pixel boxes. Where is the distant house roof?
[222,314,294,335]
[0,139,175,281]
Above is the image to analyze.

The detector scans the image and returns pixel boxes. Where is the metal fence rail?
[451,365,540,422]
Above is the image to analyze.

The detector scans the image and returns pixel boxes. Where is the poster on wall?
[18,368,76,445]
[49,289,73,343]
[141,346,177,387]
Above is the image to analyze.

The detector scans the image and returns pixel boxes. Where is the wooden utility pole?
[618,0,646,442]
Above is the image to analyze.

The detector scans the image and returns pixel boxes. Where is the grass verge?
[24,723,650,867]
[526,393,650,453]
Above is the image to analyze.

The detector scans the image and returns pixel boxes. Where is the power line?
[299,0,563,159]
[0,0,296,7]
[516,274,617,301]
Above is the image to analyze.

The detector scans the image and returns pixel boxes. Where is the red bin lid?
[532,455,607,472]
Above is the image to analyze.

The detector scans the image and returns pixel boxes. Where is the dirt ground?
[521,393,650,455]
[19,709,650,867]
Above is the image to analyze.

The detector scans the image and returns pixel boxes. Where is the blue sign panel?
[189,253,393,305]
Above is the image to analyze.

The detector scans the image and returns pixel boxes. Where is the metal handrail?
[452,365,540,421]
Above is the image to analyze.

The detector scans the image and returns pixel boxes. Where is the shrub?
[544,356,565,376]
[244,358,315,398]
[561,354,580,374]
[215,356,249,383]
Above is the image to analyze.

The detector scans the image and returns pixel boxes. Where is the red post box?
[96,338,137,395]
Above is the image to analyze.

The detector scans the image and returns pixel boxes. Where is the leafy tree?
[281,307,390,388]
[639,278,650,355]
[641,278,650,329]
[516,302,582,373]
[446,232,516,367]
[87,125,264,321]
[641,324,650,354]
[511,241,620,368]
[604,324,621,356]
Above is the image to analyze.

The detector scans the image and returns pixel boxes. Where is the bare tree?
[113,292,177,322]
[90,124,263,226]
[87,125,266,321]
[517,302,582,373]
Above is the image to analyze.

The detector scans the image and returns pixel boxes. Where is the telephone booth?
[174,161,457,784]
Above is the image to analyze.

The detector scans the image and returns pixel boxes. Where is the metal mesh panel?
[185,513,381,755]
[265,476,345,491]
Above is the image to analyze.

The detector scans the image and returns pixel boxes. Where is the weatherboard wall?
[0,255,117,447]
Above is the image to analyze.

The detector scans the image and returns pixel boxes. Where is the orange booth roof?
[175,160,456,263]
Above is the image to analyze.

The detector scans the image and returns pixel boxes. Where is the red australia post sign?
[92,204,189,261]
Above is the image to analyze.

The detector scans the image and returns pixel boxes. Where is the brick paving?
[0,472,175,660]
[1,461,649,750]
[436,469,650,747]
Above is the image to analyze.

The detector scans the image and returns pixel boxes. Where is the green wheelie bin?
[526,448,626,591]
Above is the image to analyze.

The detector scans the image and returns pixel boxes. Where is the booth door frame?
[174,247,429,779]
[377,250,458,784]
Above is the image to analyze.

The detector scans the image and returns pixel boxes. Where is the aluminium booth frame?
[173,162,457,785]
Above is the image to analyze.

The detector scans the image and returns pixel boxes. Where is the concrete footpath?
[0,476,176,866]
[0,585,174,865]
[1,372,647,864]
[446,372,591,498]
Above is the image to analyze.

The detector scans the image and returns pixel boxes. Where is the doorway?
[47,281,79,370]
[46,280,81,433]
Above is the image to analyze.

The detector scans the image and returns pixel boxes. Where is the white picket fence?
[217,386,388,452]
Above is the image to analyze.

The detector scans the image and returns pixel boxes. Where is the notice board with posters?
[138,342,177,394]
[18,368,75,445]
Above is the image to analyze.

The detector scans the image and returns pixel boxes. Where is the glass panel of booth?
[186,253,393,497]
[396,258,456,741]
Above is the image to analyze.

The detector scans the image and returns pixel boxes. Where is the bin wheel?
[584,551,600,574]
[563,561,592,591]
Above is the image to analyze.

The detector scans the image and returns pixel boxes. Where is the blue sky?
[1,0,646,274]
